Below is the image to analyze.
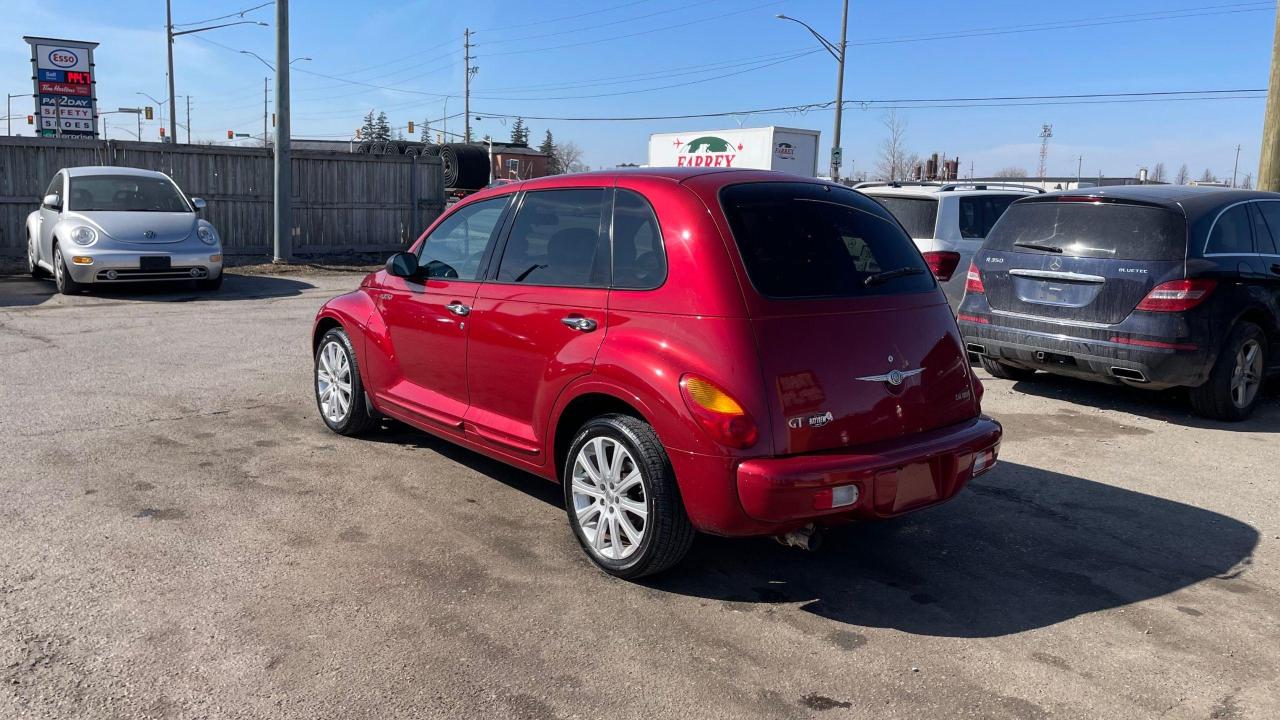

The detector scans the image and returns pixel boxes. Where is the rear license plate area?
[140,256,171,271]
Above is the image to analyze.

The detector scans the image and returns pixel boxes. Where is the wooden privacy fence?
[0,136,446,256]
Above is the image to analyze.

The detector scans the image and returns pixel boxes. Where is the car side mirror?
[191,197,207,211]
[385,252,420,279]
[42,194,61,210]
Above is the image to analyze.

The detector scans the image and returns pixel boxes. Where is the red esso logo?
[48,50,78,68]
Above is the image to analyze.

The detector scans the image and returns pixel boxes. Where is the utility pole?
[263,77,269,147]
[1261,8,1280,190]
[1232,144,1242,188]
[166,0,177,143]
[273,0,291,263]
[777,3,847,182]
[1077,155,1083,188]
[464,28,474,143]
[184,95,191,143]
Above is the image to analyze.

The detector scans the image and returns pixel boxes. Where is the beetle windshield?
[68,175,191,213]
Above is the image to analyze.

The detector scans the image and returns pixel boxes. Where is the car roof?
[1027,184,1280,219]
[62,166,172,180]
[855,182,1042,198]
[466,168,836,199]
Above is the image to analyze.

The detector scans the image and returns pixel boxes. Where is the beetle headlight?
[197,225,218,245]
[69,225,98,246]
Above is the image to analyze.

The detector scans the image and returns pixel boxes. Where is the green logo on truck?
[675,135,742,167]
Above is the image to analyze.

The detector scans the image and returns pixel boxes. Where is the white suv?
[855,182,1042,304]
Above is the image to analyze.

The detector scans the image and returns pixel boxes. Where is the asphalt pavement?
[1,271,1277,719]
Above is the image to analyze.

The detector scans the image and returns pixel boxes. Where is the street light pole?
[166,0,177,143]
[777,1,849,182]
[274,0,292,263]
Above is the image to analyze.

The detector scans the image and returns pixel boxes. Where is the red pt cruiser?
[312,168,1001,578]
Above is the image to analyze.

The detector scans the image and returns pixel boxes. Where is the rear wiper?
[863,266,925,287]
[1013,241,1063,253]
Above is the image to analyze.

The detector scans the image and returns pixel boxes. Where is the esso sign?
[48,49,79,68]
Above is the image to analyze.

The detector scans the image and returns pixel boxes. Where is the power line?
[479,0,724,45]
[173,1,274,28]
[474,0,658,33]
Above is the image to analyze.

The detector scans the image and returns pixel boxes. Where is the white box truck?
[648,126,820,176]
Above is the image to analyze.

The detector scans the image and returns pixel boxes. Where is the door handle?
[445,301,471,316]
[561,316,597,332]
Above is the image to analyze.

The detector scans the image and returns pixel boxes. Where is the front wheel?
[564,414,694,579]
[53,246,83,295]
[1189,322,1267,421]
[28,234,43,278]
[315,327,375,435]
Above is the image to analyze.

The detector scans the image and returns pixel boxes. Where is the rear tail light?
[964,261,985,295]
[680,374,758,449]
[1135,279,1217,312]
[957,313,989,324]
[922,251,961,281]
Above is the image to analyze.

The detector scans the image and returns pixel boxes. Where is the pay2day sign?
[23,36,99,138]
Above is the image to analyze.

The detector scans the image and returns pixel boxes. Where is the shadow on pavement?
[0,272,316,309]
[1004,371,1280,433]
[647,461,1258,638]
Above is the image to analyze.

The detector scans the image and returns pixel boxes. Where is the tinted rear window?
[720,182,935,299]
[985,201,1186,261]
[959,195,1021,239]
[868,195,937,238]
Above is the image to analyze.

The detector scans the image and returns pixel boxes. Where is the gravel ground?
[1,270,1277,719]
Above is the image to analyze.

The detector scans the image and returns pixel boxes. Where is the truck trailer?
[647,126,820,177]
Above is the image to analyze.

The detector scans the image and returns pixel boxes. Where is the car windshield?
[720,182,935,299]
[867,195,938,238]
[68,175,191,213]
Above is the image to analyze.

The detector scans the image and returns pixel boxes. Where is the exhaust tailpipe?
[966,342,987,356]
[1110,367,1148,383]
[775,524,822,552]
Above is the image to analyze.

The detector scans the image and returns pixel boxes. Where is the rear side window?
[612,189,666,289]
[985,201,1186,261]
[958,195,1020,239]
[497,189,609,287]
[1253,201,1280,254]
[868,195,937,238]
[1205,204,1254,255]
[721,182,934,299]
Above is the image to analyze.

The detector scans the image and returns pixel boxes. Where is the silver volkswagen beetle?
[25,166,224,294]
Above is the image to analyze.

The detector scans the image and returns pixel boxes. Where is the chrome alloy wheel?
[316,340,354,423]
[1230,339,1264,409]
[571,437,647,561]
[27,236,36,274]
[54,248,65,285]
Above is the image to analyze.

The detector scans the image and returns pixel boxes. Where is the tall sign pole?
[1260,7,1280,191]
[831,0,848,183]
[464,29,473,143]
[166,0,177,143]
[273,0,292,262]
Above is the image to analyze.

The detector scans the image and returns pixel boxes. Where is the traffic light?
[27,115,34,125]
[159,127,165,139]
[144,106,153,120]
[407,121,414,134]
[355,128,361,139]
[227,130,234,140]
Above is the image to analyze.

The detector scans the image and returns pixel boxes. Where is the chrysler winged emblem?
[143,230,156,239]
[856,367,925,387]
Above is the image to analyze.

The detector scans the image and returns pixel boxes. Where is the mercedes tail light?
[1135,279,1217,312]
[964,261,985,295]
[922,251,961,281]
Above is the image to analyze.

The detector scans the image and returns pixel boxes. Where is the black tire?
[53,245,83,295]
[28,234,43,278]
[1189,322,1267,422]
[314,327,375,436]
[980,356,1037,382]
[563,414,694,579]
[196,273,223,291]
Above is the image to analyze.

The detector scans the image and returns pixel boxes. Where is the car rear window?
[867,195,937,238]
[959,194,1021,239]
[720,182,935,299]
[985,201,1186,261]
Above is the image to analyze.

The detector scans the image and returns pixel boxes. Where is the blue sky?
[3,0,1274,181]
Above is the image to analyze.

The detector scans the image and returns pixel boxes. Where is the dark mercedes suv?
[958,185,1279,421]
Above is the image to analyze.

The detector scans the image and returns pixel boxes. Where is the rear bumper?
[732,416,1001,528]
[959,314,1212,389]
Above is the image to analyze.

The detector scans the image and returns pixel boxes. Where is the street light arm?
[173,20,268,37]
[776,14,842,61]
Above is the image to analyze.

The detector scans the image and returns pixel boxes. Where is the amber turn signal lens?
[679,374,757,449]
[209,254,223,263]
[72,256,93,265]
[682,375,745,414]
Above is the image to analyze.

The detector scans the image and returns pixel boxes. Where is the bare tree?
[1175,163,1189,185]
[1200,168,1216,183]
[875,110,911,181]
[553,141,589,174]
[994,166,1029,178]
[1150,162,1167,183]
